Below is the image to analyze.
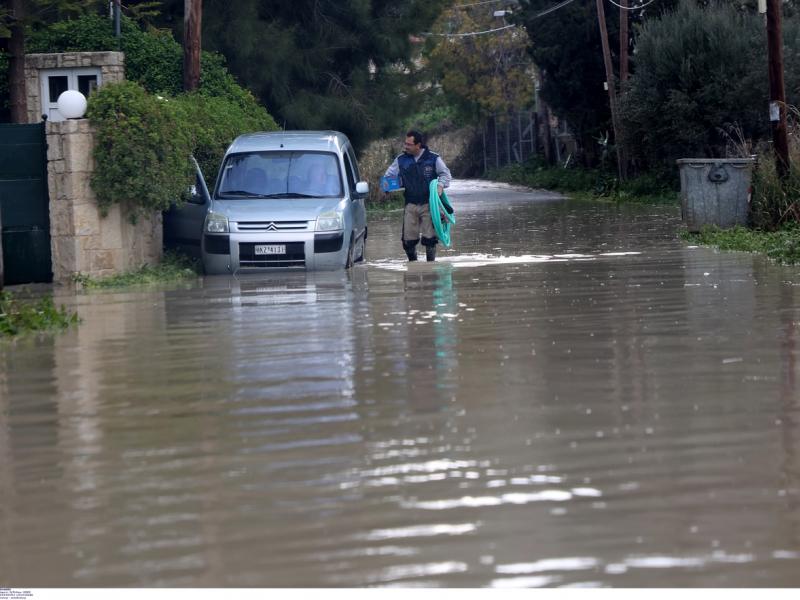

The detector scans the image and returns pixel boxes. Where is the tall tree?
[7,0,26,122]
[513,0,617,162]
[1,0,96,123]
[619,1,769,172]
[426,3,535,121]
[154,0,449,150]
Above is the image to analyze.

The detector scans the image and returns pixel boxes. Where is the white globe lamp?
[56,90,88,119]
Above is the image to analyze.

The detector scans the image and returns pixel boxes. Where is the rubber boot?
[403,241,418,262]
[426,245,436,262]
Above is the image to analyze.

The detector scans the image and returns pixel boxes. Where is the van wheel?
[345,233,355,269]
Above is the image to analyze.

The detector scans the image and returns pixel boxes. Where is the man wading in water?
[383,130,452,262]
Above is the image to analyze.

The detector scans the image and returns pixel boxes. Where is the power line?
[604,0,658,10]
[422,24,515,37]
[532,0,580,19]
[452,0,506,8]
[423,0,579,37]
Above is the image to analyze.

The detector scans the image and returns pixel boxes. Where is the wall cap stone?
[25,51,125,69]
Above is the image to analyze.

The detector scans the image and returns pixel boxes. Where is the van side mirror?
[355,181,369,195]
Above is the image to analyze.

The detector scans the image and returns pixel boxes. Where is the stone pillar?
[46,119,163,284]
[25,51,125,124]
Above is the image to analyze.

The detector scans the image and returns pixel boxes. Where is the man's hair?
[406,130,426,147]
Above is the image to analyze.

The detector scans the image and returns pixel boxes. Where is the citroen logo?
[265,222,278,231]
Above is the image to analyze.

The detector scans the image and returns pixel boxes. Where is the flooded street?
[2,179,800,587]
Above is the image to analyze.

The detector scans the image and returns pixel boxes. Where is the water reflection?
[2,184,800,587]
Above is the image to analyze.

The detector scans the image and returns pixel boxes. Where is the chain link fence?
[481,111,576,173]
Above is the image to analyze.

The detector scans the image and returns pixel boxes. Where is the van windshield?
[217,151,343,199]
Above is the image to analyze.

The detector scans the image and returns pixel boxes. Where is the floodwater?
[2,180,800,588]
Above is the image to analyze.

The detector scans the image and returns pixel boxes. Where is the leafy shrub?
[488,158,678,203]
[0,291,79,338]
[87,81,278,217]
[620,1,769,173]
[87,81,194,219]
[171,92,277,188]
[30,13,279,217]
[749,141,800,230]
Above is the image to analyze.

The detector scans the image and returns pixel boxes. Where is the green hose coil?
[429,178,455,247]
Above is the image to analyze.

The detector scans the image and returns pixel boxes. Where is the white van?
[164,131,368,273]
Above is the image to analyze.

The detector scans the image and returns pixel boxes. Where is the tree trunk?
[619,1,629,84]
[9,0,28,123]
[183,0,202,92]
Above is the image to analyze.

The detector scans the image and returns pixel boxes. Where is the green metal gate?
[0,123,53,285]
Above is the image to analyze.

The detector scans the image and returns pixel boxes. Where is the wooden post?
[619,0,629,84]
[767,0,789,178]
[8,0,27,124]
[595,0,626,180]
[183,0,202,92]
[114,0,121,41]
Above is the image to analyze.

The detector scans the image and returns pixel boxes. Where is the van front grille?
[235,221,310,233]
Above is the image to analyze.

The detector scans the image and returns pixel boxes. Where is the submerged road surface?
[1,180,800,587]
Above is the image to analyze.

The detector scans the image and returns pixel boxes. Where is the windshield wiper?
[259,193,317,198]
[218,190,264,198]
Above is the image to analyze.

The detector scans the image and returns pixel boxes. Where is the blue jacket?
[397,148,440,205]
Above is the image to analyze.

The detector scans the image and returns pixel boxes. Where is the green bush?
[488,158,678,204]
[171,92,277,188]
[749,143,800,230]
[0,291,79,338]
[620,1,769,173]
[488,160,601,193]
[29,13,280,217]
[87,81,278,217]
[87,81,194,219]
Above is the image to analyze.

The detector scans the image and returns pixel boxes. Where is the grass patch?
[681,224,800,264]
[73,251,201,289]
[488,161,679,204]
[1,291,79,338]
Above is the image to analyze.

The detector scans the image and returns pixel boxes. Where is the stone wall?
[24,52,125,124]
[46,119,162,284]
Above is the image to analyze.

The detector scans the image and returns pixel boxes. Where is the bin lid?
[676,158,755,165]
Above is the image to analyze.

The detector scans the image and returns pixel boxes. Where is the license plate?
[254,244,286,255]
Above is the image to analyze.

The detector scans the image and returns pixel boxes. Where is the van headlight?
[205,212,229,233]
[316,210,344,232]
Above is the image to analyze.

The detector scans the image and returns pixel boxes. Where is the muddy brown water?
[1,180,799,587]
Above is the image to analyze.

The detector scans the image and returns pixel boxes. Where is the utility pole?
[595,0,626,180]
[113,0,121,42]
[766,0,789,178]
[183,0,202,92]
[619,0,629,84]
